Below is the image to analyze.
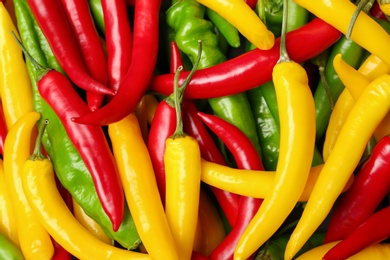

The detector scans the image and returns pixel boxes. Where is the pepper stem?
[346,0,375,39]
[171,40,203,138]
[277,0,291,63]
[29,119,49,161]
[11,31,51,79]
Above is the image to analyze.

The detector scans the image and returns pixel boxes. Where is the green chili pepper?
[166,0,262,158]
[314,35,365,141]
[205,8,240,48]
[13,0,140,249]
[263,0,283,37]
[88,0,105,35]
[286,0,309,31]
[0,232,24,260]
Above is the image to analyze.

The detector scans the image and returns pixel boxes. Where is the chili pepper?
[205,8,240,48]
[193,187,226,257]
[33,61,124,231]
[108,112,179,260]
[150,17,341,99]
[0,103,7,157]
[197,112,264,260]
[51,239,72,260]
[59,0,108,111]
[197,0,274,50]
[262,0,283,37]
[101,0,132,94]
[14,2,140,248]
[0,2,34,130]
[27,0,113,96]
[235,3,316,258]
[88,0,105,34]
[286,0,309,31]
[358,54,390,81]
[314,35,365,141]
[201,159,354,201]
[285,74,390,260]
[325,135,390,243]
[0,158,18,247]
[256,232,325,259]
[378,0,390,15]
[371,0,387,19]
[164,66,202,260]
[72,0,160,125]
[0,232,24,260]
[293,0,390,67]
[72,198,112,245]
[3,111,54,259]
[134,94,159,143]
[182,99,240,226]
[21,120,151,260]
[323,205,390,260]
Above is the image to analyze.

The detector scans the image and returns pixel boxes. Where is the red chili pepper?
[59,0,108,111]
[182,99,240,226]
[37,68,124,231]
[101,0,132,93]
[72,0,161,125]
[51,237,73,260]
[324,135,390,243]
[27,0,114,96]
[170,41,183,73]
[371,1,387,20]
[150,18,341,99]
[244,0,257,9]
[323,205,390,260]
[197,112,264,260]
[0,102,7,157]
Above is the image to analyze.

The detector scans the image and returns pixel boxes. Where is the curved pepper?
[150,18,341,99]
[0,2,34,130]
[0,232,24,260]
[285,74,390,260]
[108,113,179,260]
[3,111,54,259]
[21,119,151,260]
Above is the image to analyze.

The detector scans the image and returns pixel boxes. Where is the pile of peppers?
[2,0,390,259]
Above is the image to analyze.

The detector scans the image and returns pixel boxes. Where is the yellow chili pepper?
[234,3,316,257]
[0,158,19,247]
[108,112,179,260]
[0,3,33,130]
[285,74,390,260]
[201,159,354,201]
[296,241,390,260]
[72,198,112,245]
[196,0,275,50]
[22,119,151,260]
[3,111,54,260]
[358,54,390,80]
[293,0,390,66]
[378,0,390,15]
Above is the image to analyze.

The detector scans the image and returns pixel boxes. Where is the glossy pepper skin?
[0,232,24,260]
[197,0,275,50]
[293,0,390,67]
[285,74,390,260]
[3,112,54,260]
[108,113,179,260]
[21,120,151,260]
[150,18,341,99]
[0,2,34,130]
[13,1,140,247]
[323,206,390,260]
[325,135,390,243]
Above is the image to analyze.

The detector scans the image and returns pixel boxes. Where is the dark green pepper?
[13,0,140,249]
[166,0,262,158]
[88,0,105,35]
[0,232,24,260]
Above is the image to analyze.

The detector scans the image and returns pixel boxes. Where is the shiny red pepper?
[323,205,390,260]
[197,112,264,260]
[0,102,7,157]
[325,135,390,243]
[150,18,341,99]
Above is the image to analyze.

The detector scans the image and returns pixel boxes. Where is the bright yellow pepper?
[196,0,275,50]
[22,119,151,260]
[108,113,179,260]
[0,158,19,247]
[0,3,33,130]
[72,198,112,245]
[3,111,54,260]
[378,0,390,15]
[358,54,390,81]
[293,0,390,67]
[285,74,390,260]
[296,241,390,260]
[201,159,354,201]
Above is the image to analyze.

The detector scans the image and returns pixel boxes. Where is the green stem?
[346,0,376,38]
[29,118,49,161]
[277,0,291,63]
